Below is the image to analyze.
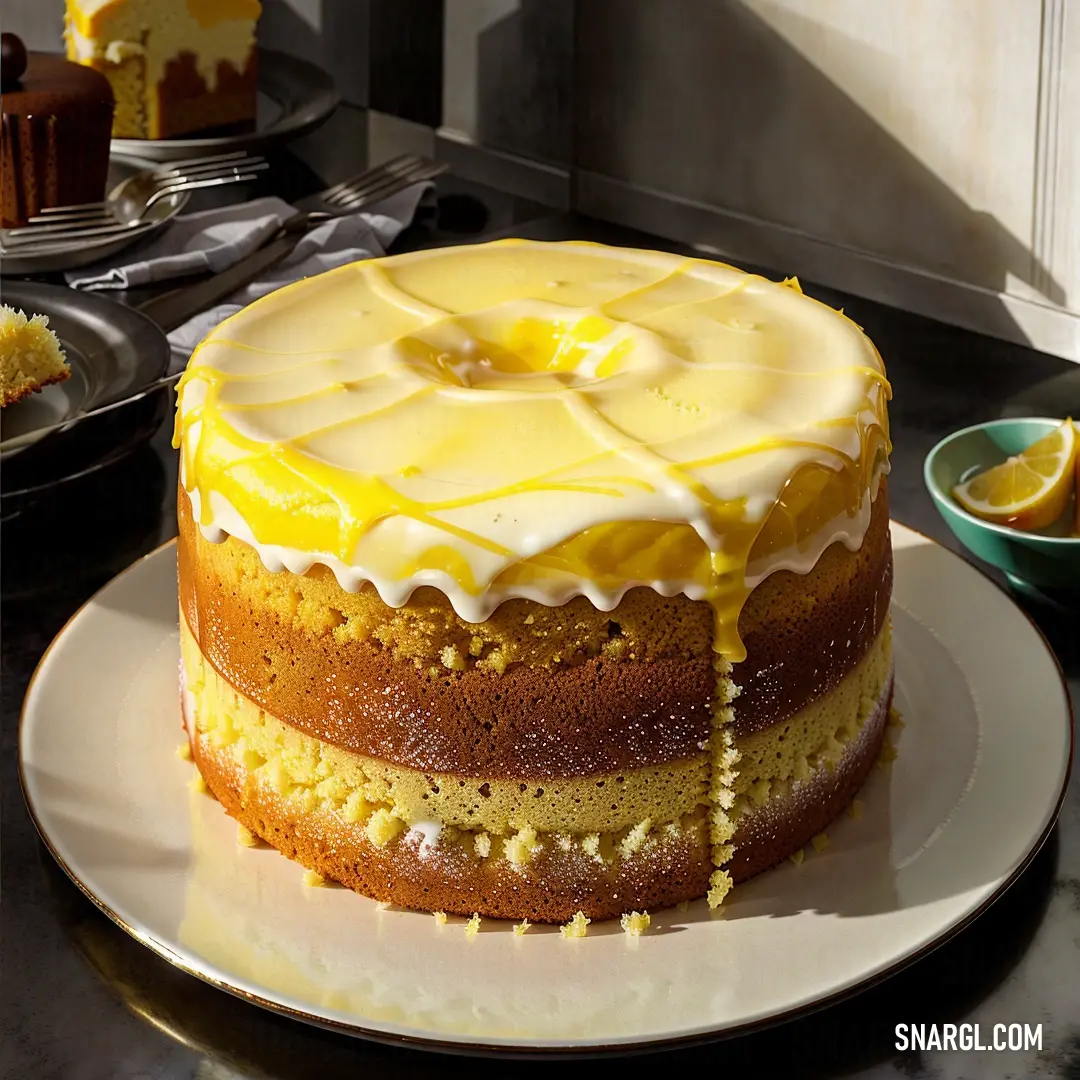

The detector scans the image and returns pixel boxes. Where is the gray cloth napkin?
[66,184,430,370]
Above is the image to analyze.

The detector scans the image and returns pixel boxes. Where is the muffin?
[1,34,115,228]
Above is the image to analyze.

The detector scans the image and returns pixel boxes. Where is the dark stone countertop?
[2,195,1078,1080]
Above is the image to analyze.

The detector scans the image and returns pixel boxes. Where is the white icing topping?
[176,240,891,656]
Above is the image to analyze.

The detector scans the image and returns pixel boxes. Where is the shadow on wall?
[461,0,1066,344]
[251,0,370,105]
[473,0,574,165]
[567,1,1066,308]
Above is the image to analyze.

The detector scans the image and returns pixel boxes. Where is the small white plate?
[19,524,1073,1052]
[110,50,339,164]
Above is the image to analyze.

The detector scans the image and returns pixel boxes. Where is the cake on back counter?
[64,0,261,139]
[175,239,894,923]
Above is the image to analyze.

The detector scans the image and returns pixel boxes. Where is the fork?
[1,152,268,249]
[293,153,447,215]
[135,153,448,334]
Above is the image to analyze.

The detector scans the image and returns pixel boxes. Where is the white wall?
[2,3,64,50]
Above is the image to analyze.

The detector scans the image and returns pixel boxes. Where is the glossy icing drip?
[175,240,891,660]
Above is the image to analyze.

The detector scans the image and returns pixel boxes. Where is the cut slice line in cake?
[174,238,894,921]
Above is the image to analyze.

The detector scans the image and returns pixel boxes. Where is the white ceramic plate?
[19,524,1073,1053]
[110,50,339,164]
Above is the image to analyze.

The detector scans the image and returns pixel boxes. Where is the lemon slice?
[952,418,1076,530]
[1075,446,1080,536]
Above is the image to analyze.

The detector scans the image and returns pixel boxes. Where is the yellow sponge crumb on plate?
[302,869,325,887]
[560,911,590,939]
[706,869,733,908]
[620,911,651,936]
[0,305,70,408]
[465,913,481,939]
[433,911,447,926]
[513,920,531,936]
[236,824,258,848]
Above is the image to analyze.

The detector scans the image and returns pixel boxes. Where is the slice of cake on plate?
[0,306,70,407]
[1,32,115,227]
[64,0,261,139]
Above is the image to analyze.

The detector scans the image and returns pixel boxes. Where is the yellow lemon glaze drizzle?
[175,240,891,661]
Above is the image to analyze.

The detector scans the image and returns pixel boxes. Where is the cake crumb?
[188,772,208,794]
[581,833,602,861]
[618,819,652,859]
[504,825,541,866]
[474,832,491,858]
[706,869,732,908]
[748,778,771,807]
[524,614,535,625]
[366,808,405,847]
[676,901,689,913]
[302,869,325,887]
[789,848,805,866]
[465,913,481,939]
[341,789,369,823]
[876,740,899,769]
[433,911,447,926]
[811,832,829,853]
[888,705,905,728]
[439,645,466,671]
[376,900,391,910]
[560,911,590,939]
[468,635,484,657]
[848,799,864,820]
[236,824,258,848]
[620,911,651,936]
[513,919,531,937]
[176,741,192,761]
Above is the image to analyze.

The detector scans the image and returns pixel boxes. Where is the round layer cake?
[175,239,893,922]
[1,38,115,228]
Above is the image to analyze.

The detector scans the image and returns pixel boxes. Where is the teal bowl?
[924,417,1080,595]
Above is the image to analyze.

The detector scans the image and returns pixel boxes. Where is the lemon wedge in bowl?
[952,418,1076,530]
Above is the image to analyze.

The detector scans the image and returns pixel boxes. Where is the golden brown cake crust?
[728,676,892,881]
[0,367,70,407]
[178,482,892,778]
[734,485,893,734]
[191,732,713,922]
[187,672,891,920]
